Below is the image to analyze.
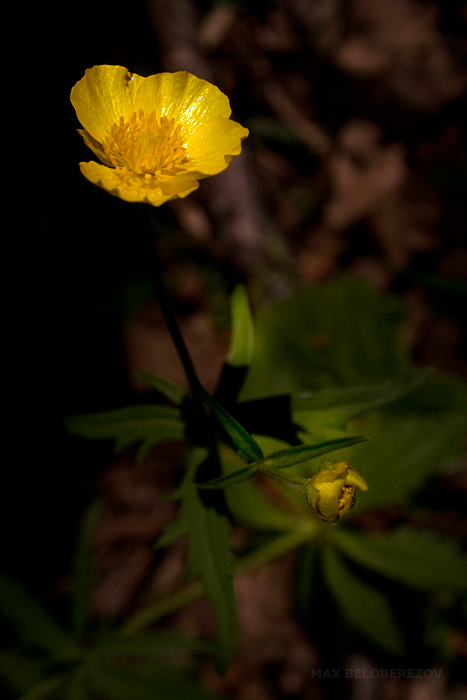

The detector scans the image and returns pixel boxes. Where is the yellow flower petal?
[133,72,232,135]
[307,461,368,524]
[71,65,145,143]
[184,116,249,175]
[80,161,200,206]
[71,66,249,206]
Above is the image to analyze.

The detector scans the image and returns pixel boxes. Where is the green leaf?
[86,662,224,700]
[322,546,405,656]
[157,449,237,675]
[72,500,103,642]
[336,380,467,511]
[132,371,186,406]
[226,285,254,368]
[219,444,303,531]
[262,436,369,470]
[0,652,47,696]
[0,573,79,659]
[196,464,258,489]
[241,277,409,399]
[334,527,467,593]
[66,405,185,463]
[200,386,263,463]
[93,631,212,657]
[292,369,430,427]
[19,674,65,700]
[61,672,90,700]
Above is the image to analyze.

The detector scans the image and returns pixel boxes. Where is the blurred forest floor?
[3,0,467,698]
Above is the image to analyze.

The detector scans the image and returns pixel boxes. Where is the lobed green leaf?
[66,405,185,463]
[322,546,405,656]
[334,527,467,593]
[157,449,237,675]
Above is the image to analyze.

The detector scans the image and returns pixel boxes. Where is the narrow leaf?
[322,546,405,656]
[72,500,102,642]
[66,405,185,460]
[19,674,65,700]
[0,573,79,658]
[157,449,237,674]
[226,285,254,368]
[0,652,47,696]
[196,464,258,489]
[292,370,430,424]
[87,663,223,700]
[93,631,212,657]
[263,436,369,469]
[334,527,467,594]
[62,672,90,700]
[132,371,185,406]
[200,386,263,463]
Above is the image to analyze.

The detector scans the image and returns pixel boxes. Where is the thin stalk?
[139,207,203,410]
[138,206,220,469]
[259,464,310,487]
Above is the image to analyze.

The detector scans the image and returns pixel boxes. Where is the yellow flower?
[70,65,249,206]
[306,461,368,524]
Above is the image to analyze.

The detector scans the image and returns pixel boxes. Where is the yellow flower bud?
[306,461,368,524]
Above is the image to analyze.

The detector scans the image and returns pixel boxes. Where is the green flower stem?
[259,464,310,487]
[138,206,219,468]
[138,207,203,410]
[120,520,318,637]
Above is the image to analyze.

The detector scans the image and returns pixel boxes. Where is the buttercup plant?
[3,64,463,700]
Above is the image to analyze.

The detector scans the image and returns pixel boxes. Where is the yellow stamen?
[338,485,354,510]
[103,110,189,178]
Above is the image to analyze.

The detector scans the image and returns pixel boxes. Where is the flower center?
[338,485,354,511]
[103,110,189,179]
